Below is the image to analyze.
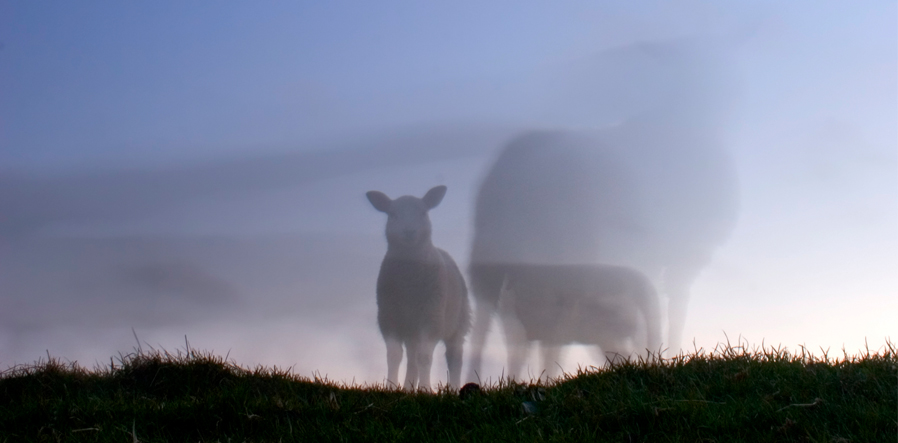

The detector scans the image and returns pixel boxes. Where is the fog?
[1,2,895,385]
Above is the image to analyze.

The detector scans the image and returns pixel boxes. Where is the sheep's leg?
[415,339,438,392]
[497,274,530,381]
[500,314,530,381]
[666,280,690,355]
[540,342,563,382]
[384,336,403,389]
[445,337,464,390]
[664,256,707,355]
[465,298,496,383]
[403,339,420,391]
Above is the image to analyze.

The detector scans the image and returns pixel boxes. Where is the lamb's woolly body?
[376,248,469,345]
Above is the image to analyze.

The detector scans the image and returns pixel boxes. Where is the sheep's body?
[367,186,470,390]
[493,263,661,380]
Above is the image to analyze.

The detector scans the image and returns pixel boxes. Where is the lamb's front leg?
[384,336,403,389]
[445,337,464,389]
[403,339,420,391]
[415,338,439,392]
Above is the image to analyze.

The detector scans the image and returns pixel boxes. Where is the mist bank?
[1,7,895,383]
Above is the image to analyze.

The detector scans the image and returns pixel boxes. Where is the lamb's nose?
[403,229,416,240]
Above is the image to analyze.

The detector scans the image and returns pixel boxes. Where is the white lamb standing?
[494,263,662,381]
[366,185,471,391]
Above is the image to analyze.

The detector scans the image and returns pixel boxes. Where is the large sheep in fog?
[465,39,740,382]
[494,263,661,380]
[367,185,471,390]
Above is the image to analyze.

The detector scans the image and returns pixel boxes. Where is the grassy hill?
[1,341,894,442]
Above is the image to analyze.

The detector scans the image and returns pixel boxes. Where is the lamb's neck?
[386,242,438,262]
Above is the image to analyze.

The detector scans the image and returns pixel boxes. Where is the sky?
[0,1,895,385]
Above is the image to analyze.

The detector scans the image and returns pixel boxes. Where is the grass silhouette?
[1,338,894,442]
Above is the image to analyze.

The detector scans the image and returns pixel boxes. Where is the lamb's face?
[385,196,432,248]
[367,186,447,251]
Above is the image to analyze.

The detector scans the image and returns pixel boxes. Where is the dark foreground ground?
[1,341,895,442]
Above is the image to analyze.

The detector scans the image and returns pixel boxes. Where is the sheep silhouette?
[464,37,741,381]
[367,185,471,390]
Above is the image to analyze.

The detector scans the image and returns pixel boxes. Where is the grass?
[1,339,895,442]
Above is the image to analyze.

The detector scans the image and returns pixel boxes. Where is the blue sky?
[3,2,892,168]
[1,1,779,168]
[0,2,895,382]
[4,2,588,166]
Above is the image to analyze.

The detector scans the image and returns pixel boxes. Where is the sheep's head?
[367,186,447,251]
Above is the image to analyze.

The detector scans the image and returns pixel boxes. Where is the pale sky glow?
[0,2,895,384]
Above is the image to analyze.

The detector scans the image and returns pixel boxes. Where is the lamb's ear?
[366,191,392,213]
[422,185,447,210]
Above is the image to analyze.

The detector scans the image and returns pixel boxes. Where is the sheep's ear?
[366,191,392,213]
[422,185,447,210]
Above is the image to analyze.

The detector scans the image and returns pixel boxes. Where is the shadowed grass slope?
[1,340,895,442]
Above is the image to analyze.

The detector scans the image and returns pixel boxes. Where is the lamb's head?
[367,185,447,251]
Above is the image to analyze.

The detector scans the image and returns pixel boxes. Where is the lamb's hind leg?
[385,336,403,389]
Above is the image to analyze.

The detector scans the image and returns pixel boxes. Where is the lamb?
[493,263,662,380]
[366,185,471,390]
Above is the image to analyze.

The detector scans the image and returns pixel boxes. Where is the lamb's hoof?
[459,382,481,399]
